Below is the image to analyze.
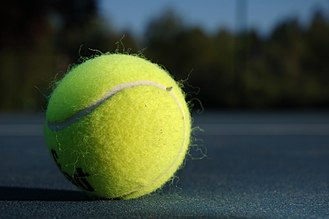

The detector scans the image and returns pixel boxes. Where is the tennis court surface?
[1,112,329,218]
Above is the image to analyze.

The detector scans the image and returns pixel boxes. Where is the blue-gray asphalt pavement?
[0,112,329,218]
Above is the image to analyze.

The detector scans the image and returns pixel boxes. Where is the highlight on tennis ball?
[44,53,191,200]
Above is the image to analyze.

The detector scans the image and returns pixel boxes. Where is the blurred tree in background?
[0,0,328,111]
[144,9,329,109]
[0,0,138,111]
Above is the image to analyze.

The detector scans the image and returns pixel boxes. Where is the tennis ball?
[44,54,191,200]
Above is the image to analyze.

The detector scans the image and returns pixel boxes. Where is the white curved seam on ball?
[120,90,188,198]
[47,80,169,131]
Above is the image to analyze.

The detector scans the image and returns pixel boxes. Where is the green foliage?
[144,9,329,109]
[0,3,328,111]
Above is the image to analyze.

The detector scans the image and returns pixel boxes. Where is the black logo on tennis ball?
[51,149,95,192]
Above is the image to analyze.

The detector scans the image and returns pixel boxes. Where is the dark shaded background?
[0,0,329,111]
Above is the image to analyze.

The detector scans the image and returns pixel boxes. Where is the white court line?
[1,123,329,136]
[196,124,329,136]
[0,124,44,136]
